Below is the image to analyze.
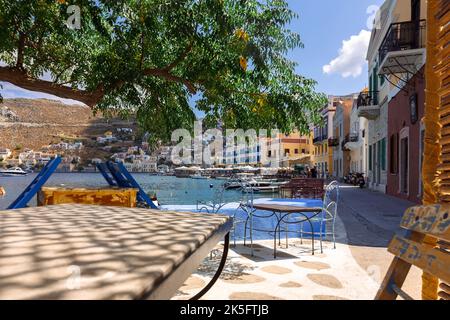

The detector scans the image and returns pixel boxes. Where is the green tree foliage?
[0,0,326,141]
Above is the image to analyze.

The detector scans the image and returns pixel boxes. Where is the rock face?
[0,98,135,152]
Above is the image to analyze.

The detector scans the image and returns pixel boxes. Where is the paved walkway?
[173,184,423,300]
[337,185,415,247]
[335,185,422,299]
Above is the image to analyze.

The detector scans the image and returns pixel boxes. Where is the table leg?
[276,212,281,246]
[190,233,230,300]
[250,212,254,256]
[306,217,315,255]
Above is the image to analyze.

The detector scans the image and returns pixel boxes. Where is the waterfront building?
[387,67,425,203]
[331,96,354,179]
[0,148,12,161]
[357,0,426,193]
[313,96,337,177]
[5,158,22,167]
[383,1,426,203]
[279,131,313,168]
[347,94,369,175]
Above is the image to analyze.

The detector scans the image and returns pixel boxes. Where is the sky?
[0,0,384,105]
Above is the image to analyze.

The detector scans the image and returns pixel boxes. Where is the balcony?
[357,91,380,120]
[313,135,327,144]
[379,20,426,75]
[342,134,360,151]
[328,137,339,147]
[346,133,358,143]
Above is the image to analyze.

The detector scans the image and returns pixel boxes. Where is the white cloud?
[323,29,371,78]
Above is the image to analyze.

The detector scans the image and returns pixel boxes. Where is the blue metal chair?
[234,181,257,249]
[196,184,226,214]
[299,180,340,253]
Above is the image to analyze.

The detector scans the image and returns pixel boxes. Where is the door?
[400,137,409,194]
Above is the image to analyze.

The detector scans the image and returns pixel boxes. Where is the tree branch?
[164,42,193,71]
[0,66,104,107]
[143,68,197,94]
[16,33,26,69]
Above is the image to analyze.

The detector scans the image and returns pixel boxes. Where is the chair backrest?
[324,200,337,219]
[324,180,339,207]
[239,180,255,213]
[376,204,450,300]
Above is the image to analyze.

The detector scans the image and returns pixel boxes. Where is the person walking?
[311,166,318,178]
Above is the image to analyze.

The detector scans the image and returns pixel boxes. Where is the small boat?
[242,185,280,193]
[0,167,29,176]
[190,173,209,179]
[215,176,230,180]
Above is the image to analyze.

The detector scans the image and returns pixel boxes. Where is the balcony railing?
[346,134,359,143]
[328,137,339,147]
[379,20,426,64]
[313,135,327,144]
[357,91,379,107]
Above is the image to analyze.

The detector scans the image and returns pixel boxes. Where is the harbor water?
[0,173,270,210]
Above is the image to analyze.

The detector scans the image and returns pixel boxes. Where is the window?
[369,145,373,170]
[284,149,290,155]
[390,134,398,174]
[301,149,306,154]
[294,149,299,154]
[381,138,386,171]
[268,150,272,157]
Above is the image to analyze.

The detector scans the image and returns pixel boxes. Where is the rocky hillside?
[0,98,136,152]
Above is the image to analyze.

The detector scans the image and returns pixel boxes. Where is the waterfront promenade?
[173,185,422,300]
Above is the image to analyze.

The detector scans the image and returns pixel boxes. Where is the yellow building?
[278,131,313,167]
[312,96,340,177]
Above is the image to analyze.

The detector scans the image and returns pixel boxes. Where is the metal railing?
[346,134,359,143]
[328,137,339,147]
[313,135,328,144]
[357,91,379,107]
[379,20,426,64]
[341,134,358,151]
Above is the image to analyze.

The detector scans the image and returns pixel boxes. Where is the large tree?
[0,0,327,141]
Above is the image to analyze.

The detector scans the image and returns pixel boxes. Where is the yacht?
[190,173,209,179]
[0,167,29,176]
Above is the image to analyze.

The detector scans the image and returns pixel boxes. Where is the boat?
[224,178,248,190]
[0,167,29,176]
[190,173,209,179]
[242,185,280,193]
[215,176,230,180]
